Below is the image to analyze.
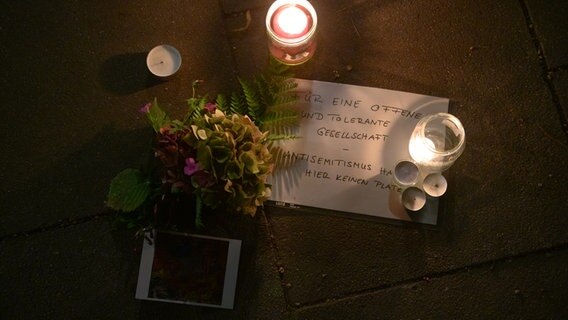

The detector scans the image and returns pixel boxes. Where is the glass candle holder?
[408,113,465,171]
[266,0,317,65]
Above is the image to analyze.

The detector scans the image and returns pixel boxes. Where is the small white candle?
[422,173,448,198]
[146,44,181,78]
[393,160,420,186]
[401,187,426,212]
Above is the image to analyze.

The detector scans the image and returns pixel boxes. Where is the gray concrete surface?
[1,0,567,319]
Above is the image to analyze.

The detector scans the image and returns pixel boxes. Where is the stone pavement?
[1,0,567,319]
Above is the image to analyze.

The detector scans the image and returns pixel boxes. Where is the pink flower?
[139,102,151,114]
[183,157,199,176]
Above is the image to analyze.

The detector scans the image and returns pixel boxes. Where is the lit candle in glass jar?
[408,113,466,171]
[266,0,317,65]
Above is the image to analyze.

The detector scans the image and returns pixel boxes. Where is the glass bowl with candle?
[408,113,466,172]
[266,0,318,65]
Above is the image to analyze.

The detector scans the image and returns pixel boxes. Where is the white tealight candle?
[146,44,181,78]
[393,160,420,186]
[422,173,448,198]
[401,187,426,212]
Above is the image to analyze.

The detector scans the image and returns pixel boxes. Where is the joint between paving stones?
[290,241,568,311]
[519,0,568,140]
[217,0,241,77]
[0,212,112,243]
[261,209,294,309]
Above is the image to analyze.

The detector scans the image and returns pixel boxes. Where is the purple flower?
[139,102,151,114]
[183,157,199,176]
[204,102,217,113]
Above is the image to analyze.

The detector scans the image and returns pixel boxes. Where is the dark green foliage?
[107,169,151,212]
[216,93,229,112]
[239,78,263,121]
[221,57,299,141]
[230,91,248,115]
[262,110,299,138]
[185,96,208,122]
[267,54,290,76]
[147,98,169,133]
[255,76,272,109]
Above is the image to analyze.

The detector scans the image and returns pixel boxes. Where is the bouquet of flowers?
[106,61,298,229]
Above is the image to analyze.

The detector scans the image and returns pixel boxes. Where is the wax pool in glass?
[409,113,465,172]
[266,0,317,65]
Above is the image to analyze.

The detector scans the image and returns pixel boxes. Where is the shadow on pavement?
[99,52,166,95]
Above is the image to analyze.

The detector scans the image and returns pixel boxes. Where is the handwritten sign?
[269,79,448,225]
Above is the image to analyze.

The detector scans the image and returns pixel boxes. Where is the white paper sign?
[269,79,448,224]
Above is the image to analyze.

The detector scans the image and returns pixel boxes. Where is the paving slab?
[221,0,268,15]
[525,0,568,68]
[0,213,286,320]
[0,0,236,236]
[232,0,568,304]
[0,218,140,319]
[552,68,568,132]
[293,247,568,319]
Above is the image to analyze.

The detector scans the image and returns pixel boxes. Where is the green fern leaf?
[185,97,208,122]
[216,94,229,113]
[230,91,247,115]
[255,76,272,107]
[239,78,264,122]
[261,110,298,134]
[266,133,300,141]
[267,56,290,76]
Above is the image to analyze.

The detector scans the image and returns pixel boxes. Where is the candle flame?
[276,6,308,36]
[409,137,436,163]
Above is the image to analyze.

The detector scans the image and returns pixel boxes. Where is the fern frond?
[222,58,300,141]
[255,76,272,109]
[269,125,298,138]
[274,77,298,92]
[266,133,300,141]
[272,93,298,107]
[239,78,264,122]
[266,56,291,77]
[261,110,298,133]
[185,97,207,122]
[268,144,301,171]
[230,91,247,115]
[264,76,297,111]
[216,94,229,113]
